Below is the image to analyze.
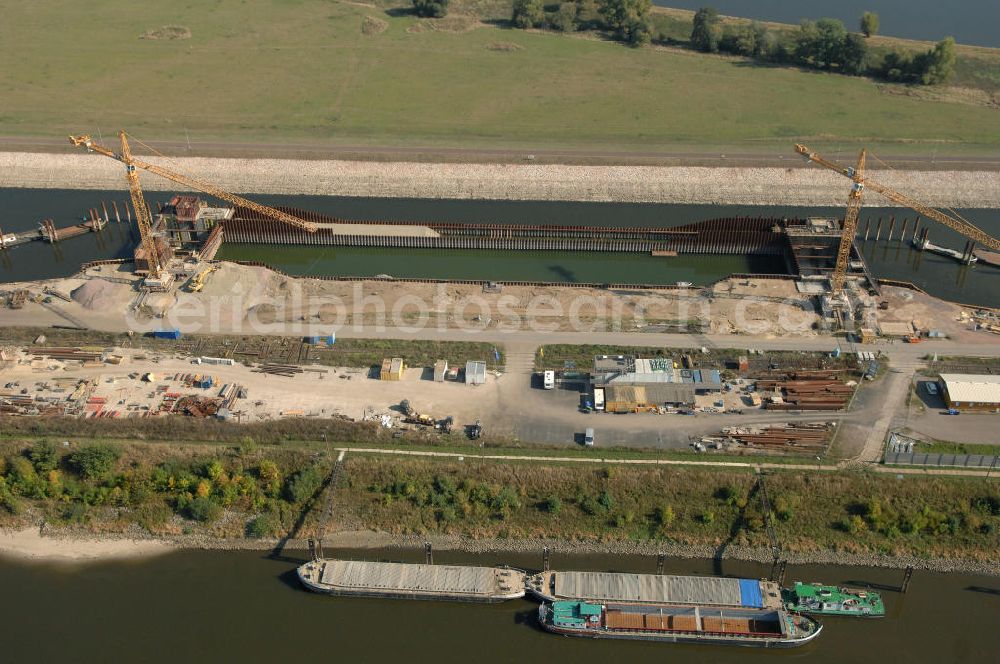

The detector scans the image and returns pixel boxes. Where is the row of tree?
[506,2,957,85]
[691,8,956,84]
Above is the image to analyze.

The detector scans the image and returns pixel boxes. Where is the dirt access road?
[4,136,1000,169]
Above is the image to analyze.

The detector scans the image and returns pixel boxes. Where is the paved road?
[330,325,1000,362]
[3,135,999,170]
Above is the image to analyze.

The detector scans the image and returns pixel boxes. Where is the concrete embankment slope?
[3,151,1000,208]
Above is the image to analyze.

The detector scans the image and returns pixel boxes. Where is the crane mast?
[117,132,164,281]
[795,143,1000,292]
[69,133,318,233]
[832,149,866,293]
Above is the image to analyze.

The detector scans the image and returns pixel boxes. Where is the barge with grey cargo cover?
[298,559,526,603]
[526,570,783,609]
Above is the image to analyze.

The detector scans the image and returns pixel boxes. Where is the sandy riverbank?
[0,527,175,563]
[3,151,1000,208]
[168,530,1000,577]
[2,525,996,575]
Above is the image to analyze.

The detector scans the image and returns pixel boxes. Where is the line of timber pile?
[252,363,328,378]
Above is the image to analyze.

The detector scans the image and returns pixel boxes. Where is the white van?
[543,371,555,390]
[584,428,595,447]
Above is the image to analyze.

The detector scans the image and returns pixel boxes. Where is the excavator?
[795,144,1000,293]
[186,265,219,293]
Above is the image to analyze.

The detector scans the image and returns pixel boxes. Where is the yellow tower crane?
[795,143,1000,293]
[69,132,318,247]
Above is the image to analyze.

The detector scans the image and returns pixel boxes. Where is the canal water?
[1,189,998,307]
[653,0,999,48]
[0,547,996,662]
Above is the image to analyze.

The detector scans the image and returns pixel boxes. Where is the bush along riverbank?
[1,442,998,569]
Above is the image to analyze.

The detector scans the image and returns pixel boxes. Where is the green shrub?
[284,466,325,504]
[187,496,223,523]
[541,496,563,514]
[68,444,120,481]
[27,441,60,473]
[135,503,172,532]
[245,513,280,538]
[656,504,675,527]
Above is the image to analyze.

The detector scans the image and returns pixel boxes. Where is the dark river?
[654,0,999,47]
[0,547,997,663]
[1,189,998,307]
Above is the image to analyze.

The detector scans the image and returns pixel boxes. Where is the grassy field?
[2,1,1000,153]
[335,456,1000,559]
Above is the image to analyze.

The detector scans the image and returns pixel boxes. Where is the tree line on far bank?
[689,7,955,85]
[503,1,957,86]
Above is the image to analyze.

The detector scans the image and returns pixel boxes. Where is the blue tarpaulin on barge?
[738,579,763,608]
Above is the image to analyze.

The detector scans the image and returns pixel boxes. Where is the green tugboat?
[782,582,885,618]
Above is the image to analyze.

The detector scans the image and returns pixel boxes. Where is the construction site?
[0,133,997,346]
[0,132,997,459]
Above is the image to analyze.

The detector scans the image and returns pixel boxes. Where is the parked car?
[944,409,961,416]
[583,428,595,447]
[925,382,939,396]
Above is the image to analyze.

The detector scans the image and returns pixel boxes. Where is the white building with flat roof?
[939,374,1000,412]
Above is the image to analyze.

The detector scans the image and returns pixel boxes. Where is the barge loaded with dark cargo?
[538,600,822,648]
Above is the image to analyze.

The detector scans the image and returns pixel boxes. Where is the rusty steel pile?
[755,370,856,411]
[720,422,834,450]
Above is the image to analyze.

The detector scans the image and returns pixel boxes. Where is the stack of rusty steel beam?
[29,347,106,363]
[756,371,855,411]
[251,363,304,378]
[175,395,222,418]
[722,423,832,448]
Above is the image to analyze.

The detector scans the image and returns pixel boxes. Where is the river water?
[653,0,999,47]
[1,189,998,307]
[0,547,996,662]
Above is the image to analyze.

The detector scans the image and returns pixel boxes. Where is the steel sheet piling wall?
[221,212,791,256]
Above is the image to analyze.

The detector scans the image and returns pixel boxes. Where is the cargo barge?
[297,558,525,603]
[538,600,822,648]
[527,570,784,610]
[781,582,885,618]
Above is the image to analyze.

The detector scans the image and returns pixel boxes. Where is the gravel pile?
[3,152,1000,208]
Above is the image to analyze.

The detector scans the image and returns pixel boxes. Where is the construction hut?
[858,328,877,344]
[380,357,405,381]
[684,369,723,393]
[465,361,487,385]
[434,360,449,382]
[604,384,695,413]
[939,374,1000,412]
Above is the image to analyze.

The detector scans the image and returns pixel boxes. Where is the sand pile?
[71,280,130,311]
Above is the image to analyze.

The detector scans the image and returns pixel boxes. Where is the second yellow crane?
[796,144,1000,293]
